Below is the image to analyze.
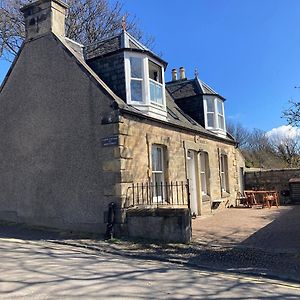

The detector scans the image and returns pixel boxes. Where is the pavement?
[0,205,300,285]
[1,236,300,299]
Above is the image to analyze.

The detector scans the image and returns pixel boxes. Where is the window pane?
[150,81,155,102]
[150,81,163,104]
[156,147,162,171]
[130,80,142,102]
[152,146,162,171]
[221,155,228,192]
[201,173,207,195]
[217,100,223,114]
[218,115,225,130]
[200,152,209,195]
[200,153,206,173]
[207,99,214,112]
[148,60,162,83]
[221,173,226,191]
[207,113,214,127]
[152,173,163,186]
[152,173,163,199]
[221,155,225,172]
[130,57,142,78]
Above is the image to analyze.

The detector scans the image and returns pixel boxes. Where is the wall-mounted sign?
[102,135,119,147]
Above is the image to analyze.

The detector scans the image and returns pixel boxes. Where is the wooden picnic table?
[243,190,279,208]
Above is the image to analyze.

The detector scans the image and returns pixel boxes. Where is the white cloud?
[266,125,300,139]
[227,113,244,120]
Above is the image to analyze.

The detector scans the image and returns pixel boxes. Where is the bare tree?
[244,129,277,168]
[228,120,300,168]
[0,0,154,61]
[268,131,300,168]
[226,121,250,148]
[282,99,300,127]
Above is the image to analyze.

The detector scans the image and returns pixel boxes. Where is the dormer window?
[204,97,226,135]
[125,52,167,119]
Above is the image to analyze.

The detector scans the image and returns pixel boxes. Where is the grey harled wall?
[0,34,119,233]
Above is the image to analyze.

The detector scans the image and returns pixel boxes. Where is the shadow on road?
[1,206,300,292]
[0,237,299,299]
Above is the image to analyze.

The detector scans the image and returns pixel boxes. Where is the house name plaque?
[102,136,119,147]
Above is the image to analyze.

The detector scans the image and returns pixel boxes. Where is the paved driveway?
[192,205,300,252]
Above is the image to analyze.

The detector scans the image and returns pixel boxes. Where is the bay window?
[204,97,226,134]
[125,53,167,118]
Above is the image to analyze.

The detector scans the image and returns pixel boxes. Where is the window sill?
[202,195,211,202]
[206,127,226,134]
[221,191,230,198]
[150,101,164,108]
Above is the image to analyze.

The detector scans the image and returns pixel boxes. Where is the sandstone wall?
[112,114,245,218]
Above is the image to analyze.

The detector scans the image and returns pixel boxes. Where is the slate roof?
[166,77,225,101]
[165,79,201,100]
[84,30,167,68]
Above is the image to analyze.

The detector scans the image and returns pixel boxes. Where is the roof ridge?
[84,33,121,48]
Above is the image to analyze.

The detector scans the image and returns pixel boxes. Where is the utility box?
[289,178,300,203]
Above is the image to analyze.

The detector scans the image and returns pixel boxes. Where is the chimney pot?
[179,67,186,80]
[171,68,177,81]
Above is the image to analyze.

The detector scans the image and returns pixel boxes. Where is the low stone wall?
[125,208,191,243]
[244,168,300,202]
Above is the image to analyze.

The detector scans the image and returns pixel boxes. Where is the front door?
[187,150,198,215]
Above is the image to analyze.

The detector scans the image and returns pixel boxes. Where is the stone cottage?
[0,0,244,237]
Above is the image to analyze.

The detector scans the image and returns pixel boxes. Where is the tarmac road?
[0,236,300,299]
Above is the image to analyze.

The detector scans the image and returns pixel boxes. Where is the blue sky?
[1,0,300,132]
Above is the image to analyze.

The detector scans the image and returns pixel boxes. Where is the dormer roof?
[84,30,167,68]
[166,77,225,101]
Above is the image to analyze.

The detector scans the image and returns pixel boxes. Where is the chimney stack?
[171,68,177,81]
[179,67,186,80]
[21,0,68,40]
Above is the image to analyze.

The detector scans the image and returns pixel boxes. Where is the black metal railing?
[124,181,190,209]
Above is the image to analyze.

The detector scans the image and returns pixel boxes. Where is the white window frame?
[124,52,167,114]
[128,56,144,103]
[204,96,226,135]
[151,144,165,202]
[216,99,225,130]
[125,52,148,104]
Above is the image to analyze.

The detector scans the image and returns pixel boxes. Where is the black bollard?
[105,202,116,239]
